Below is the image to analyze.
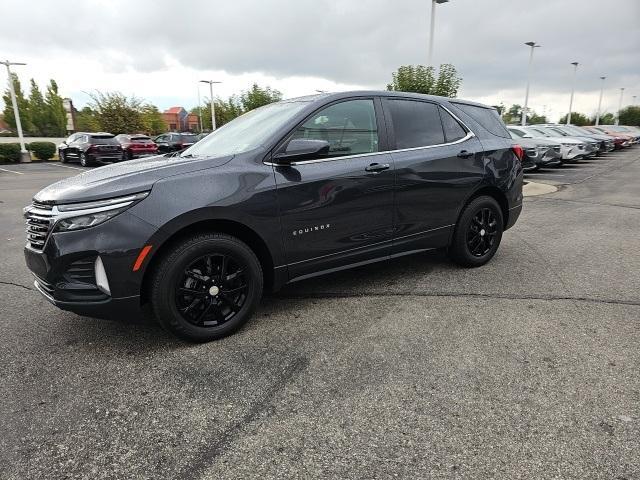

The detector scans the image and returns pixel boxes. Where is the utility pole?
[200,80,222,131]
[522,42,540,126]
[1,60,30,162]
[595,76,606,126]
[615,87,624,126]
[566,62,579,125]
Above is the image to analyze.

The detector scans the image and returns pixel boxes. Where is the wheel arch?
[455,185,509,231]
[140,218,277,304]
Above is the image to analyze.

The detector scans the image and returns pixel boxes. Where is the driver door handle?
[457,150,474,159]
[365,162,390,173]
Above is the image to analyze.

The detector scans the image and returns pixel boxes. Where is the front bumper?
[24,210,159,320]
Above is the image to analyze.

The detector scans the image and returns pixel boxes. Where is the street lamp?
[566,62,579,125]
[196,83,204,133]
[199,80,222,130]
[427,0,450,68]
[521,42,541,126]
[615,87,625,126]
[595,76,606,126]
[1,60,30,163]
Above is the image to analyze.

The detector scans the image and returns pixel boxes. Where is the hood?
[514,137,561,148]
[34,154,233,205]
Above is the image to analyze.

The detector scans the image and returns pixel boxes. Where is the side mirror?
[274,139,330,163]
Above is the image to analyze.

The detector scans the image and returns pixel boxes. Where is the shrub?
[27,141,57,160]
[0,143,21,162]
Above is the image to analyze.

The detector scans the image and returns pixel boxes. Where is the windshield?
[536,127,564,138]
[181,101,309,158]
[526,127,550,137]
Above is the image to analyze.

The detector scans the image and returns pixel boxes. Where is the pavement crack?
[181,356,309,480]
[0,280,33,291]
[275,291,640,307]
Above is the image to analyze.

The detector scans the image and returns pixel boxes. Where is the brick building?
[162,107,199,132]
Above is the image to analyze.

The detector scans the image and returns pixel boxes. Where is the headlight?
[53,191,149,232]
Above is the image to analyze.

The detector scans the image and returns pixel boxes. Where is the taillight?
[511,144,524,161]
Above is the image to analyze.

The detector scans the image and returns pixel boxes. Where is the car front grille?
[25,202,55,250]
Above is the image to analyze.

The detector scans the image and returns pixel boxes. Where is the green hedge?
[28,141,57,160]
[0,143,21,162]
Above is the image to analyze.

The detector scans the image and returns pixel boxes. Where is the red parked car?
[115,134,159,159]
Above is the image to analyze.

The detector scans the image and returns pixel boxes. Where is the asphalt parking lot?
[1,150,639,479]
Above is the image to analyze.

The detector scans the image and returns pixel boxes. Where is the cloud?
[1,0,639,119]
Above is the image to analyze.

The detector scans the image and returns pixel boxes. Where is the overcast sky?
[1,0,639,121]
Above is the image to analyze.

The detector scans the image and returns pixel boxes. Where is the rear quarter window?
[453,103,510,139]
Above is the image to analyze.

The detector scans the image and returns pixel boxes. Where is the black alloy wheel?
[466,207,498,257]
[449,195,504,267]
[150,233,263,342]
[59,150,67,163]
[175,253,248,328]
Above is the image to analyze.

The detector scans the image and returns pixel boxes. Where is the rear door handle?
[457,150,474,159]
[365,162,390,173]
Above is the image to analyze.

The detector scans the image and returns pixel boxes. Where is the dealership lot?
[1,150,639,479]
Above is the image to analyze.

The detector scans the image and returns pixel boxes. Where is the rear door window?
[454,103,510,138]
[439,107,467,143]
[386,100,444,149]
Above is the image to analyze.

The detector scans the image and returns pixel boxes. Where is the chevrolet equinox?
[24,91,523,342]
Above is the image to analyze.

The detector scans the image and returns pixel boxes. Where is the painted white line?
[525,173,565,176]
[0,167,23,175]
[50,163,85,171]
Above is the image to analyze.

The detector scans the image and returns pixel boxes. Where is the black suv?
[58,132,123,167]
[154,132,198,153]
[25,92,523,342]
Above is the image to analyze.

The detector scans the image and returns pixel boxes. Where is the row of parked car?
[507,124,640,172]
[57,132,205,166]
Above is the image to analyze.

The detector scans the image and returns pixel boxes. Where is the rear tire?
[80,152,94,167]
[150,233,263,342]
[449,196,504,268]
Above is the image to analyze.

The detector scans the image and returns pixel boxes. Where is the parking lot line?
[0,166,24,175]
[50,163,85,171]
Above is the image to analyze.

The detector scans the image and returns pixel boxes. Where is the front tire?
[449,196,504,268]
[59,150,67,163]
[150,233,263,342]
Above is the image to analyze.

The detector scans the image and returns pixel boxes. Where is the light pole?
[615,87,625,126]
[199,80,221,130]
[196,84,203,133]
[1,60,30,163]
[595,76,606,126]
[633,95,637,105]
[566,62,579,125]
[427,0,450,68]
[521,41,540,126]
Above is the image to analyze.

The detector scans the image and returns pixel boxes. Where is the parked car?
[581,126,630,149]
[507,130,562,171]
[58,132,123,167]
[154,132,199,153]
[542,124,614,155]
[532,125,599,158]
[507,125,586,162]
[24,91,523,342]
[595,125,640,144]
[115,134,159,159]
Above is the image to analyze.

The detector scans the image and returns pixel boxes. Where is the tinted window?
[439,107,467,143]
[387,100,444,149]
[290,99,378,156]
[508,128,527,138]
[455,103,510,138]
[180,134,197,142]
[90,135,118,144]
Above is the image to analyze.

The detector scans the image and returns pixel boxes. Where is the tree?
[387,64,462,98]
[44,80,67,136]
[195,95,245,130]
[74,106,100,132]
[140,104,167,135]
[88,91,144,134]
[619,106,640,126]
[28,79,47,136]
[240,84,282,111]
[558,112,589,126]
[591,112,615,125]
[528,112,547,125]
[2,73,32,134]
